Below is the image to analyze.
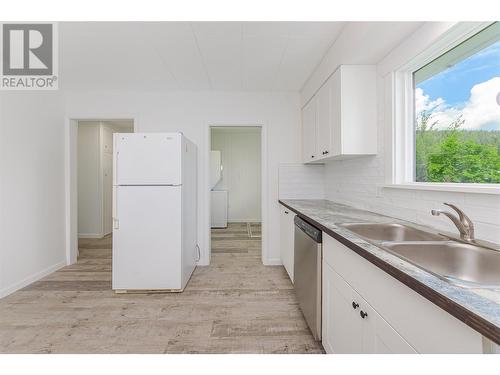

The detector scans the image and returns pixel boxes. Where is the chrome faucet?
[431,203,475,241]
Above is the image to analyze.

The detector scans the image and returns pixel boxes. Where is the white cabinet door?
[339,66,377,155]
[357,291,417,354]
[316,80,331,159]
[279,206,294,282]
[330,68,342,156]
[301,98,317,163]
[322,262,363,353]
[370,310,418,354]
[322,260,415,354]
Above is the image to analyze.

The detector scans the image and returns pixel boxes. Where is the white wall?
[0,92,66,298]
[303,22,500,243]
[211,127,261,222]
[64,90,302,265]
[77,122,101,237]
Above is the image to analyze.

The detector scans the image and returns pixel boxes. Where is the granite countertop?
[279,199,500,345]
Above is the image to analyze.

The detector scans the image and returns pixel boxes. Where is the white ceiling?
[60,22,345,91]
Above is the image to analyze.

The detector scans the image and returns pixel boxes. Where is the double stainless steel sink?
[340,222,500,289]
[341,223,444,242]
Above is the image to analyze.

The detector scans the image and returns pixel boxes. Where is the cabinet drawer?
[323,233,483,353]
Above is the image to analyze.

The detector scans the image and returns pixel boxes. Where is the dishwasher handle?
[294,216,322,243]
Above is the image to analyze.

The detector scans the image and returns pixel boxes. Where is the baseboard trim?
[263,258,282,266]
[227,220,262,223]
[0,260,66,299]
[78,233,104,239]
[211,224,227,229]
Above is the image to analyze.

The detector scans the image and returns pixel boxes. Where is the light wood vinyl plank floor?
[0,223,323,354]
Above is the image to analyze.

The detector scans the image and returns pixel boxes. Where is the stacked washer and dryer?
[210,150,228,228]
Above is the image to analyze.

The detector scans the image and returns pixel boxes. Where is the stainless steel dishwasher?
[294,216,322,341]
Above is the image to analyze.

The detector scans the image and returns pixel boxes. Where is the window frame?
[388,21,500,195]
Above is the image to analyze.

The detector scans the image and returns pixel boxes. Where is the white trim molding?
[385,21,499,194]
[383,183,500,195]
[78,233,106,239]
[205,122,269,266]
[65,117,136,266]
[0,261,66,299]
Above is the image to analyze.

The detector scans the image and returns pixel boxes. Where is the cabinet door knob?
[360,310,368,319]
[324,151,329,154]
[284,211,289,214]
[352,301,359,310]
[311,155,315,158]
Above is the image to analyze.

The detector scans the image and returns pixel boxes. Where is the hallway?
[0,225,323,353]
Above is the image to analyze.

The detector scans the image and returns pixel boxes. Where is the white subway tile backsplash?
[278,164,325,200]
[280,146,499,242]
[415,190,465,205]
[324,155,500,243]
[415,211,458,233]
[381,187,416,200]
[474,222,500,243]
[459,204,500,226]
[369,201,418,222]
[464,193,500,209]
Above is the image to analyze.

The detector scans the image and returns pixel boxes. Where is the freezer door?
[114,133,182,185]
[112,185,182,290]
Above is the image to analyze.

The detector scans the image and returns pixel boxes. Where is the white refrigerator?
[112,132,198,292]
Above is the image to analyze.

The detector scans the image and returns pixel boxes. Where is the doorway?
[209,126,263,263]
[76,120,134,244]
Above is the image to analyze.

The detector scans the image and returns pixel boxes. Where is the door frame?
[206,123,269,266]
[100,125,114,237]
[65,117,135,265]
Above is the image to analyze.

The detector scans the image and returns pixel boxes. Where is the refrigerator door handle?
[196,244,201,262]
[112,186,119,230]
[113,151,119,186]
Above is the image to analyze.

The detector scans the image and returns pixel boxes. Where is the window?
[413,22,500,184]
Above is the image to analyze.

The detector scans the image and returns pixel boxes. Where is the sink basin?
[340,223,444,242]
[382,241,500,288]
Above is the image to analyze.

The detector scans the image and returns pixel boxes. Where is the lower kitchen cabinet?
[322,233,484,353]
[361,292,417,353]
[322,261,416,353]
[322,262,363,353]
[279,205,295,282]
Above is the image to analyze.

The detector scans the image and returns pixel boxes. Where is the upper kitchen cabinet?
[301,65,377,163]
[301,97,317,162]
[316,79,332,159]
